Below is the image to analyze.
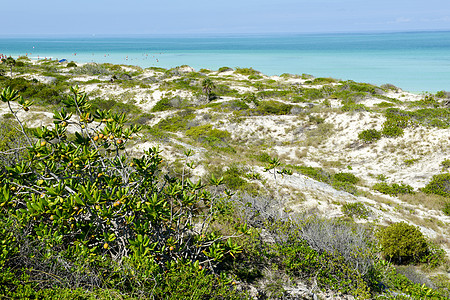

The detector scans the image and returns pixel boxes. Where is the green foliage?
[292,166,358,194]
[276,240,371,298]
[201,78,216,101]
[248,74,263,80]
[223,164,248,190]
[186,124,230,141]
[185,124,234,152]
[247,219,375,299]
[373,182,414,196]
[0,120,27,166]
[377,261,448,299]
[151,97,173,112]
[404,158,419,166]
[376,101,396,108]
[341,103,370,112]
[358,129,382,143]
[334,172,359,184]
[341,202,370,219]
[377,223,429,264]
[301,87,325,100]
[155,110,194,132]
[443,202,450,216]
[307,77,337,85]
[255,151,272,163]
[422,173,450,197]
[230,100,250,110]
[257,100,292,115]
[0,86,245,298]
[435,90,448,98]
[218,66,233,72]
[381,123,404,137]
[0,76,68,106]
[67,61,77,68]
[234,67,260,76]
[89,98,141,117]
[71,63,112,75]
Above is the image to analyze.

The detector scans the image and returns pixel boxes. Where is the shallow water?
[1,31,450,92]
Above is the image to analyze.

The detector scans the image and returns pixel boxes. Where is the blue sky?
[3,0,450,35]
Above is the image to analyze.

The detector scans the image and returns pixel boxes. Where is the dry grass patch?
[399,192,449,212]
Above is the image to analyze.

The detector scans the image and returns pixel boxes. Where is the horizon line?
[1,29,450,38]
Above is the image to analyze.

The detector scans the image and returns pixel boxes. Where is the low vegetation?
[0,58,449,298]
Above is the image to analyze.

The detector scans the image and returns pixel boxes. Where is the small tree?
[201,78,216,101]
[377,222,428,264]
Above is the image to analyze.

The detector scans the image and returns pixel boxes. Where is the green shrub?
[156,110,194,132]
[185,124,230,141]
[334,172,359,184]
[384,108,410,128]
[422,173,450,197]
[230,100,249,110]
[248,74,262,80]
[341,202,370,219]
[218,66,233,72]
[72,63,112,75]
[257,100,292,115]
[377,222,429,264]
[373,182,414,196]
[358,129,381,143]
[223,164,247,190]
[376,101,395,108]
[255,152,272,163]
[381,123,404,137]
[234,67,260,76]
[443,202,450,216]
[186,124,234,152]
[341,103,370,112]
[151,97,173,112]
[66,61,77,68]
[301,88,324,100]
[0,86,244,297]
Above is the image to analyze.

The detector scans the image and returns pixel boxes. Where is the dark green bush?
[223,164,247,190]
[218,66,233,72]
[443,202,450,216]
[381,123,404,137]
[66,61,77,68]
[376,101,395,108]
[234,67,260,76]
[334,172,359,184]
[301,88,324,100]
[230,100,249,110]
[257,100,292,115]
[151,97,173,112]
[377,222,429,264]
[422,173,450,197]
[373,182,414,196]
[358,129,382,143]
[0,86,247,298]
[185,124,230,141]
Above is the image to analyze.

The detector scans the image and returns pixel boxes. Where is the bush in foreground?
[378,222,428,264]
[0,86,247,298]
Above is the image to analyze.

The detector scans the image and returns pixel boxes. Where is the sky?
[3,0,450,36]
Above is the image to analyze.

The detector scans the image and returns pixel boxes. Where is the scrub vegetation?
[0,57,449,299]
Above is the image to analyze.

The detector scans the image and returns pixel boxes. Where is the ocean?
[1,31,450,93]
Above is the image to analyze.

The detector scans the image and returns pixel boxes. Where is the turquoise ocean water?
[1,31,450,92]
